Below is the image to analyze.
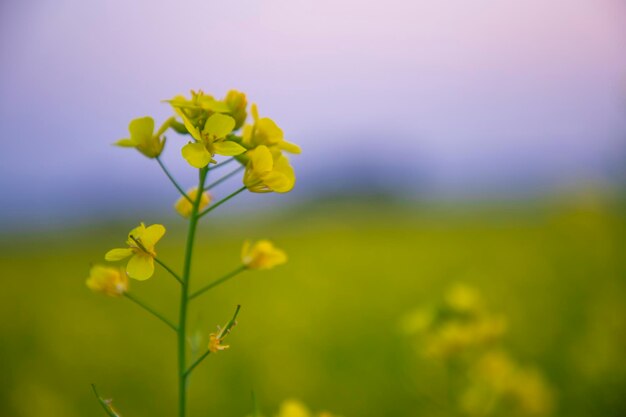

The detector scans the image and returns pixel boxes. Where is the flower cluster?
[402,284,554,417]
[86,89,298,417]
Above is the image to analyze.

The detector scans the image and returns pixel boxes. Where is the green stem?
[204,165,244,191]
[197,186,247,219]
[189,265,247,301]
[154,257,183,285]
[184,349,211,378]
[91,384,121,417]
[178,166,209,417]
[211,157,235,170]
[124,293,177,332]
[157,156,193,203]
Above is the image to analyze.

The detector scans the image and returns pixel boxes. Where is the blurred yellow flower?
[86,265,128,297]
[242,104,301,154]
[241,240,287,270]
[175,187,211,218]
[277,400,311,417]
[105,223,165,280]
[115,116,166,158]
[243,145,295,193]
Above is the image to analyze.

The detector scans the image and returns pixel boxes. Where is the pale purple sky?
[0,0,625,225]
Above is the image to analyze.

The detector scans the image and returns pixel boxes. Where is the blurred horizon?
[1,0,626,227]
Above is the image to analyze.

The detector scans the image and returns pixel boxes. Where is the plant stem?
[189,265,247,301]
[211,157,235,170]
[204,165,244,191]
[197,186,247,219]
[157,156,193,203]
[184,350,211,378]
[154,257,183,285]
[91,384,121,417]
[178,166,208,417]
[124,293,177,332]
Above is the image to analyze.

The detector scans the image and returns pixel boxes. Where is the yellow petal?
[213,141,246,156]
[202,113,235,138]
[129,117,154,140]
[141,224,166,248]
[173,107,201,140]
[127,254,154,280]
[115,138,136,147]
[105,248,134,261]
[249,145,273,174]
[279,140,301,154]
[251,103,259,122]
[182,142,212,168]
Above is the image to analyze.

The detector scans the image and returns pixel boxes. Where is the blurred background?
[0,0,625,416]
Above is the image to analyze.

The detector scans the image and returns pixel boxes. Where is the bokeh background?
[0,1,625,416]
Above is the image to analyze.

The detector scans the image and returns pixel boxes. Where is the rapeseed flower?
[175,187,211,218]
[179,112,246,168]
[105,223,166,280]
[242,104,301,154]
[115,116,167,158]
[223,90,248,130]
[241,240,287,270]
[86,265,128,297]
[208,332,230,353]
[243,145,295,193]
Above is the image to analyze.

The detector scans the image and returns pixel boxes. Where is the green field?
[1,196,625,417]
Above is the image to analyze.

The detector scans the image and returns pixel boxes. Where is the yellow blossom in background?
[85,265,128,297]
[445,283,484,314]
[277,400,311,417]
[243,145,295,193]
[174,187,211,218]
[223,90,248,130]
[242,104,301,154]
[115,116,166,158]
[241,240,287,270]
[105,223,166,280]
[275,400,342,417]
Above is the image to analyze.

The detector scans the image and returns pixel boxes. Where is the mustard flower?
[242,104,301,154]
[241,239,287,270]
[208,332,230,353]
[179,112,246,168]
[86,265,129,297]
[105,223,166,280]
[223,90,248,130]
[243,145,295,193]
[175,187,211,218]
[115,116,166,158]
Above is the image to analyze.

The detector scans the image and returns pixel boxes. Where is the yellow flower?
[208,332,230,353]
[105,223,166,280]
[86,265,128,297]
[241,240,287,270]
[277,400,311,417]
[223,90,248,130]
[243,145,295,193]
[115,116,166,158]
[174,187,211,218]
[242,104,301,154]
[170,91,246,168]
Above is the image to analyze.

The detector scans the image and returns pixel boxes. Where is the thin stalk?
[204,165,244,191]
[124,293,177,332]
[154,257,183,285]
[189,265,247,301]
[184,305,241,377]
[197,186,247,219]
[91,384,121,417]
[184,350,211,378]
[211,157,235,170]
[178,166,209,417]
[157,156,193,203]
